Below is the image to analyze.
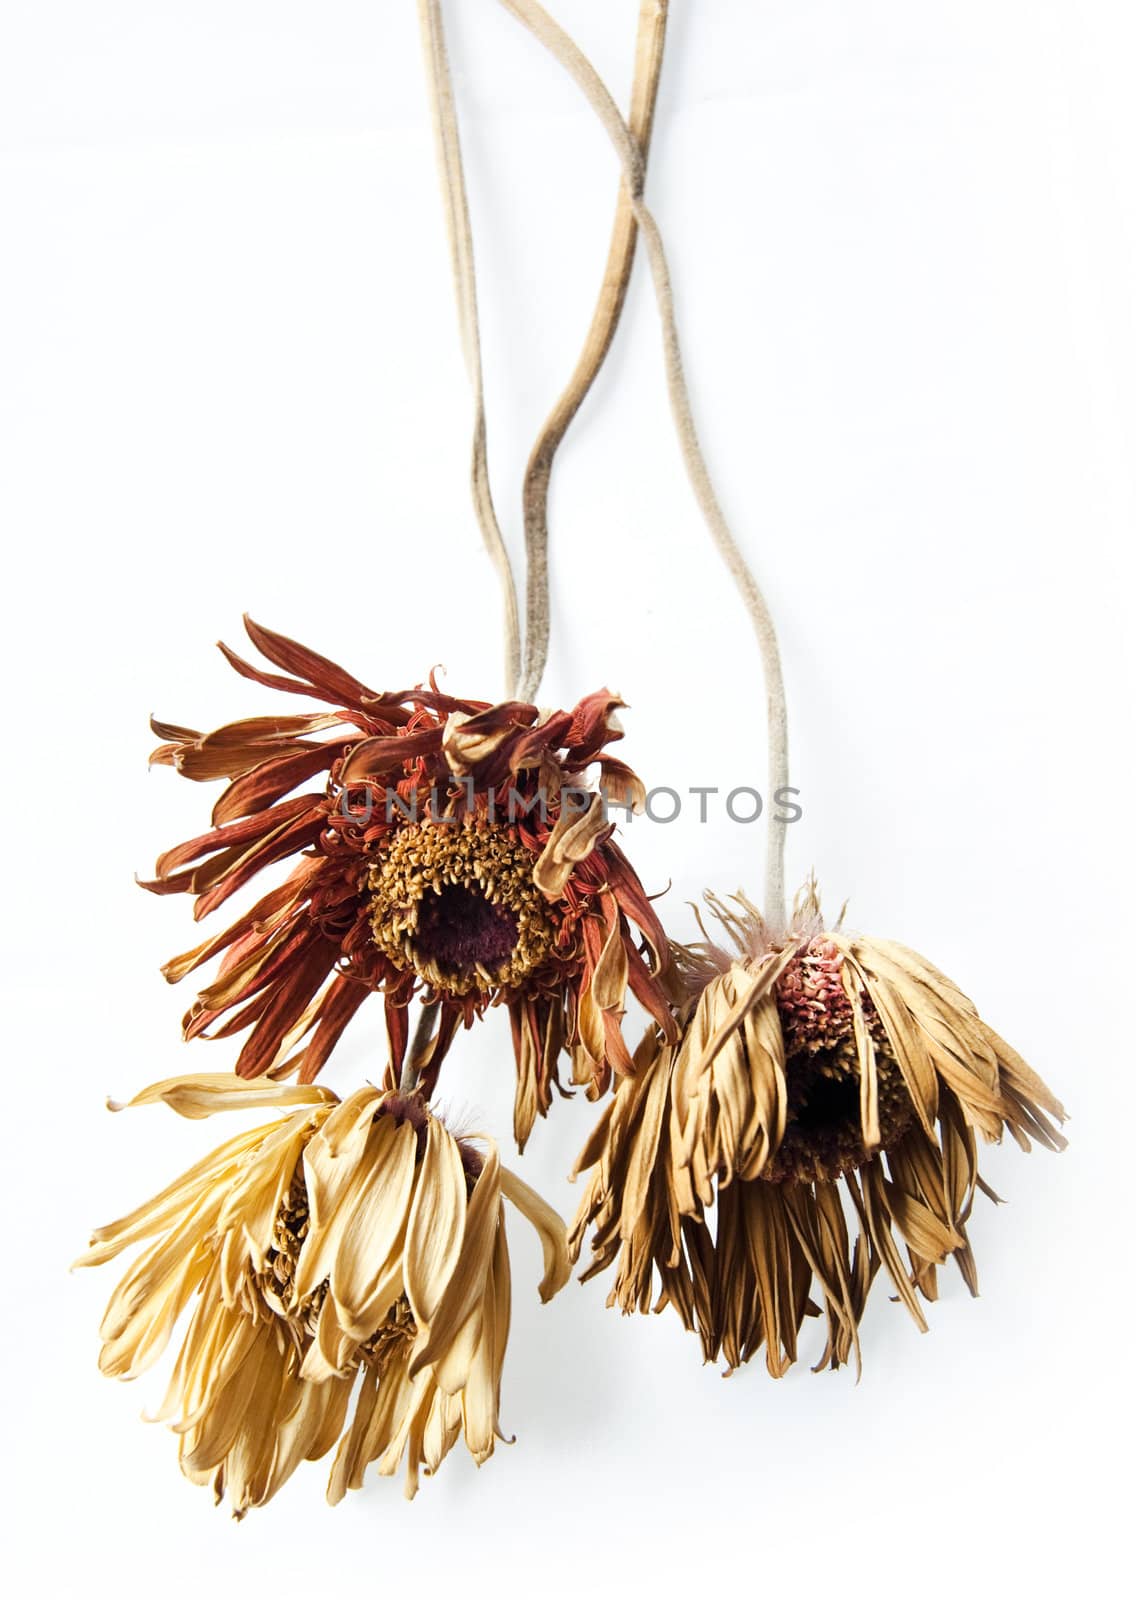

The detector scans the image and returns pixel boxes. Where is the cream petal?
[339,1258,407,1348]
[327,1368,379,1505]
[98,1237,214,1380]
[266,1370,350,1502]
[499,1166,570,1302]
[97,1204,209,1341]
[304,1369,355,1463]
[489,1214,512,1426]
[223,1116,320,1272]
[108,1073,339,1120]
[375,1369,433,1483]
[217,1225,252,1309]
[164,1293,260,1433]
[431,1297,486,1396]
[464,1215,514,1463]
[352,1350,415,1481]
[404,1120,468,1330]
[459,1289,498,1465]
[329,1117,418,1332]
[292,1090,385,1304]
[309,1085,384,1166]
[179,1320,280,1477]
[423,1387,463,1475]
[408,1145,501,1380]
[74,1124,271,1267]
[220,1336,292,1513]
[299,1294,357,1382]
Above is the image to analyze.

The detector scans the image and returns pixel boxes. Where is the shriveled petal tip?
[532,795,612,899]
[597,757,646,814]
[441,709,518,775]
[107,1074,340,1120]
[499,1168,571,1302]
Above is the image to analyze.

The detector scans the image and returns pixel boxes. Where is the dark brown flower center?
[762,1037,913,1184]
[760,943,916,1184]
[368,818,556,997]
[413,884,520,979]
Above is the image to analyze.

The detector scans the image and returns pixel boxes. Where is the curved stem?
[401,999,442,1095]
[418,0,523,696]
[498,0,790,931]
[516,0,670,703]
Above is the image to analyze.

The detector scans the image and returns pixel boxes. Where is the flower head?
[75,1074,569,1515]
[571,882,1066,1374]
[144,619,672,1149]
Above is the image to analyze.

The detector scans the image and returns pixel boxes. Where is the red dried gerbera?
[143,619,673,1148]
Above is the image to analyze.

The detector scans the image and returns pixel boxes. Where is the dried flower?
[571,882,1066,1373]
[144,619,672,1149]
[75,1074,569,1515]
[569,1021,719,1360]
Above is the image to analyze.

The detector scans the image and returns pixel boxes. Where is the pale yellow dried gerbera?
[571,883,1066,1374]
[75,1074,569,1515]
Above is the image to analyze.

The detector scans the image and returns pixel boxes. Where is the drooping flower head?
[571,881,1066,1374]
[144,619,673,1149]
[75,1074,569,1515]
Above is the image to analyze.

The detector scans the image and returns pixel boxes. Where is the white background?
[2,2,1133,1595]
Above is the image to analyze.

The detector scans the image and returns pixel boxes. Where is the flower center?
[764,943,914,1184]
[414,884,520,978]
[360,1298,418,1369]
[368,818,557,997]
[762,1042,907,1184]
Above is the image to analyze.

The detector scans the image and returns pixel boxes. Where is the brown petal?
[242,616,376,705]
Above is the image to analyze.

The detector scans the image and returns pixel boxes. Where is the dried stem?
[401,1000,442,1096]
[516,0,670,702]
[498,0,791,932]
[418,0,523,696]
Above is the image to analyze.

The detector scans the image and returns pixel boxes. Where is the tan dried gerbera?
[144,618,673,1149]
[75,1074,569,1515]
[571,882,1066,1374]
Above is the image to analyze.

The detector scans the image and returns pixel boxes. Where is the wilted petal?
[404,1119,468,1330]
[499,1167,570,1301]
